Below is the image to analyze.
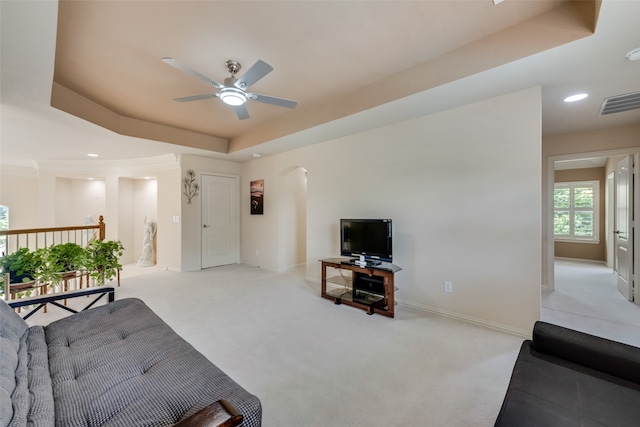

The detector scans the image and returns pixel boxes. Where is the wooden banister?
[1,216,117,306]
[0,216,105,255]
[0,215,104,239]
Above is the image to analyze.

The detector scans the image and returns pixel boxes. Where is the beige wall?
[4,88,635,335]
[553,167,606,261]
[156,167,181,270]
[240,87,542,336]
[179,154,242,272]
[543,126,640,158]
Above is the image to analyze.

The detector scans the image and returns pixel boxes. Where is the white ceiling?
[1,0,639,168]
[554,157,608,170]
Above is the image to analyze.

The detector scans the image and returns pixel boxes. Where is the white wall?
[118,178,135,264]
[42,176,159,266]
[241,87,542,335]
[131,179,157,265]
[0,170,39,229]
[0,160,178,269]
[54,178,106,226]
[54,178,72,224]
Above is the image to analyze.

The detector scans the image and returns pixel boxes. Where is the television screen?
[340,219,392,262]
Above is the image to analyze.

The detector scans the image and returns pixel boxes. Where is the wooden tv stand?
[320,258,401,318]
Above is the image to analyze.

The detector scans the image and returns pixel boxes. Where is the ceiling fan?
[162,57,297,120]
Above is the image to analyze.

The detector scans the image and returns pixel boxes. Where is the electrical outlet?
[255,250,259,257]
[444,281,453,293]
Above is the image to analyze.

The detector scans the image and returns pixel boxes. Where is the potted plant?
[0,247,40,285]
[83,239,124,285]
[0,247,45,299]
[40,243,87,284]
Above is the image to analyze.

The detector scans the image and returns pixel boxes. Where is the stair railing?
[1,216,107,302]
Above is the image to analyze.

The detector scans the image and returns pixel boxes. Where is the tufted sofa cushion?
[0,298,29,426]
[45,298,261,427]
[9,326,55,427]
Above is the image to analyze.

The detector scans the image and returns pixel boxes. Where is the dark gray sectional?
[495,321,640,426]
[0,297,261,426]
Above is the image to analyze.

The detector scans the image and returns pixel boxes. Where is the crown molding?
[0,163,40,177]
[34,153,180,178]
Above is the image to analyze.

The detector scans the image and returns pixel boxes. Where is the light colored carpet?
[541,259,640,347]
[23,264,523,427]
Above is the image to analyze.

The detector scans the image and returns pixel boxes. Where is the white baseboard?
[396,299,532,339]
[555,256,607,266]
[310,275,531,339]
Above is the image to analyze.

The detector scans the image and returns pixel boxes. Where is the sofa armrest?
[174,400,243,427]
[532,321,640,384]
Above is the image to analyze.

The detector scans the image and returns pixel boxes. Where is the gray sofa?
[495,321,640,426]
[0,297,262,426]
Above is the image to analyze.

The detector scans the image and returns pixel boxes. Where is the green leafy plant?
[83,239,124,285]
[0,248,40,285]
[39,243,87,284]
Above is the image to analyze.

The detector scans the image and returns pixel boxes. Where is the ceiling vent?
[599,92,640,115]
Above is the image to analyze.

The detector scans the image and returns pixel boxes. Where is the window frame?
[553,180,600,244]
[0,204,7,256]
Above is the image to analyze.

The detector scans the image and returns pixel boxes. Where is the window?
[554,181,599,242]
[0,205,7,256]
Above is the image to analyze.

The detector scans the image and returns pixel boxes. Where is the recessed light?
[144,177,151,180]
[252,153,262,158]
[564,93,588,103]
[88,177,94,180]
[87,153,99,157]
[626,47,640,61]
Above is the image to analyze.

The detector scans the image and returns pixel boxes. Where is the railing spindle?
[0,218,104,255]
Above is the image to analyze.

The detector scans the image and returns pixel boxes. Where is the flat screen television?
[340,219,392,263]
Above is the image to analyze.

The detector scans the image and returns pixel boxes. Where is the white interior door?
[201,174,239,268]
[615,155,634,301]
[606,172,615,269]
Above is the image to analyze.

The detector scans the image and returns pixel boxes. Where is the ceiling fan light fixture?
[219,88,247,106]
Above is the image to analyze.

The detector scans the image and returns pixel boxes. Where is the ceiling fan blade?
[162,57,224,89]
[173,94,217,102]
[251,93,297,109]
[234,60,273,90]
[234,104,250,120]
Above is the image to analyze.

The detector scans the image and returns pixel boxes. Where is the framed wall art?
[250,180,264,215]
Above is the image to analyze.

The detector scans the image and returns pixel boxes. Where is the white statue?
[137,216,157,267]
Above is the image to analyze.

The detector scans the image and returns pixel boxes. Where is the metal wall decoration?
[183,169,200,204]
[250,180,264,215]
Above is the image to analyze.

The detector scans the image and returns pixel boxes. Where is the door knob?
[203,224,210,228]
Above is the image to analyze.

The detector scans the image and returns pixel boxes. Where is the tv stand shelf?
[320,258,402,318]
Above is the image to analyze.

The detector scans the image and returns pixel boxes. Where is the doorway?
[544,150,640,322]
